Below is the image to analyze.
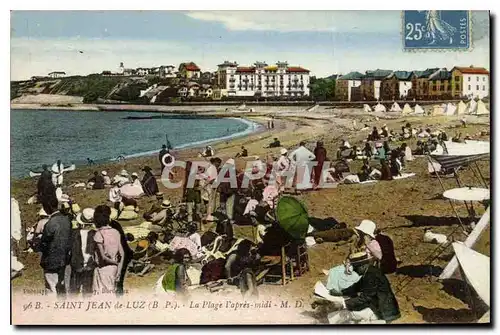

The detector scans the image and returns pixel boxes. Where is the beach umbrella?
[443,187,490,202]
[276,196,309,241]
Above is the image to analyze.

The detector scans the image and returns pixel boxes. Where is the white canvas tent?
[373,103,386,113]
[457,101,467,115]
[439,207,489,284]
[466,99,477,114]
[390,102,402,112]
[445,103,457,116]
[472,101,489,116]
[430,105,445,116]
[452,242,490,307]
[401,103,412,115]
[413,104,425,115]
[363,104,372,113]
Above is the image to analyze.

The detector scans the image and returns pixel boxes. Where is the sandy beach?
[11,107,490,324]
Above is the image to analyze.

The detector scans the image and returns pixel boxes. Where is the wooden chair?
[263,244,294,286]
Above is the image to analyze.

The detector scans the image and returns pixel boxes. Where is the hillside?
[10,75,181,104]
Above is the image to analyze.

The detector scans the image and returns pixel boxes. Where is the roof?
[453,66,489,75]
[414,68,440,78]
[265,65,278,71]
[338,71,365,80]
[365,69,392,79]
[236,67,256,73]
[218,61,238,67]
[182,62,200,71]
[287,67,310,73]
[388,71,413,80]
[429,69,452,81]
[48,71,66,74]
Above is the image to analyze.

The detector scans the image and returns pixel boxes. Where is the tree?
[310,78,336,101]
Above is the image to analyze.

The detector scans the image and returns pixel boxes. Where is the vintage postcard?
[11,10,490,325]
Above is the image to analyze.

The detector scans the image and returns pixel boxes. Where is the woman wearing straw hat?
[70,208,97,296]
[325,251,401,324]
[352,220,382,262]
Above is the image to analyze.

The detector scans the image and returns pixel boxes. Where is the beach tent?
[401,103,413,115]
[413,104,425,115]
[450,242,490,308]
[237,103,247,111]
[430,104,445,116]
[373,103,386,113]
[466,99,478,114]
[390,102,402,112]
[445,103,457,116]
[472,101,489,116]
[438,205,490,281]
[363,104,372,113]
[457,101,467,115]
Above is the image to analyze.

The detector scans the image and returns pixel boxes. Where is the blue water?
[11,110,259,178]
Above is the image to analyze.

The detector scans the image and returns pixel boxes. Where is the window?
[440,85,444,91]
[455,84,460,90]
[476,85,479,90]
[483,86,486,91]
[468,85,471,90]
[455,76,460,81]
[483,77,486,82]
[468,77,471,82]
[476,76,479,81]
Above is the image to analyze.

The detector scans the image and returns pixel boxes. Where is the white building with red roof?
[451,66,490,99]
[216,60,310,98]
[179,62,201,80]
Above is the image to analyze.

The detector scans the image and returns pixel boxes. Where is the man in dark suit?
[40,197,73,296]
[327,252,401,324]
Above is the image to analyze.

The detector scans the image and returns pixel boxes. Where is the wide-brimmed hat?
[155,192,164,198]
[120,170,129,177]
[348,251,372,265]
[101,171,108,176]
[161,200,172,208]
[226,158,235,165]
[280,148,288,155]
[131,172,139,178]
[38,208,48,217]
[76,208,95,225]
[354,220,376,238]
[71,203,81,213]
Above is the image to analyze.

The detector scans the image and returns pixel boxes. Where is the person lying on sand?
[266,138,281,148]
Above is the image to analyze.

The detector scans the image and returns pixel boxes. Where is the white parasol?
[443,187,490,202]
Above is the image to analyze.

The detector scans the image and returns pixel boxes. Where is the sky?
[10,10,490,80]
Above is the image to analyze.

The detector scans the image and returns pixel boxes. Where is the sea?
[11,109,260,179]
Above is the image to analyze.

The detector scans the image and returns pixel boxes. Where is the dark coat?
[342,265,401,322]
[141,172,159,196]
[40,213,73,271]
[89,175,105,189]
[70,229,97,272]
[375,234,398,274]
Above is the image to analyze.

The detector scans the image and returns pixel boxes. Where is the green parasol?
[276,196,309,241]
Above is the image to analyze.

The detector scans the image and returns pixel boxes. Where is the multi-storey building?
[428,68,452,98]
[179,62,201,80]
[380,71,413,100]
[411,68,439,99]
[361,69,392,101]
[216,61,310,98]
[335,72,364,101]
[450,66,490,99]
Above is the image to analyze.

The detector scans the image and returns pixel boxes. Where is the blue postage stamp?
[402,10,471,50]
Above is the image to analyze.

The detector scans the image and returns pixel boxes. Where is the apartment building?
[216,61,310,98]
